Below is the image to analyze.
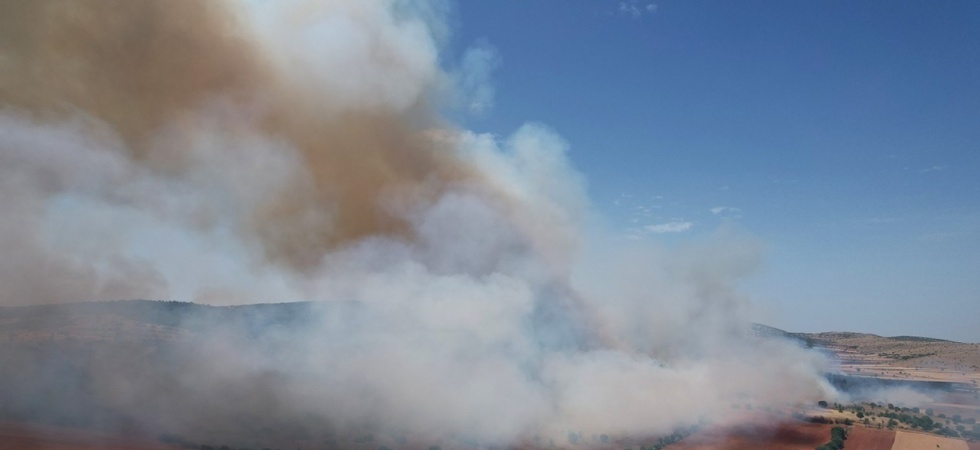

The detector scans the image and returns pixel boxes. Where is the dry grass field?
[892,430,969,450]
[806,332,980,384]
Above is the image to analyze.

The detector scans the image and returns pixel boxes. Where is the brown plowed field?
[667,421,833,450]
[0,421,177,450]
[844,427,895,450]
[967,440,980,450]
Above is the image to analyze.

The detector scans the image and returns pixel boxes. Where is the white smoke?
[0,0,836,446]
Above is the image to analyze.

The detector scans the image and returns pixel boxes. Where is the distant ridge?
[801,331,966,345]
[750,323,813,347]
[0,299,323,341]
[888,335,956,343]
[751,323,792,338]
[1,300,967,345]
[748,325,972,347]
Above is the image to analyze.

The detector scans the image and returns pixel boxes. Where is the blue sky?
[449,1,980,342]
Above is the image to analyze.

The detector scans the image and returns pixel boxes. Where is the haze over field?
[0,0,843,445]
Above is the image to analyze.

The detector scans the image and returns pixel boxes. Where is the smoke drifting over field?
[0,0,835,446]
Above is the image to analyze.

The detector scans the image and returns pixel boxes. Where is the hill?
[0,300,319,344]
[1,301,977,449]
[801,331,980,373]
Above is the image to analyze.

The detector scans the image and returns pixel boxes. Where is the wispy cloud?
[453,40,501,115]
[632,205,661,217]
[856,217,901,225]
[645,220,692,234]
[618,1,657,18]
[920,165,948,173]
[710,206,741,215]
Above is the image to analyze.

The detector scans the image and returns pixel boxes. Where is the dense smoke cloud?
[0,0,835,446]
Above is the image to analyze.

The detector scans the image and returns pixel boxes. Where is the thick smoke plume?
[0,0,835,447]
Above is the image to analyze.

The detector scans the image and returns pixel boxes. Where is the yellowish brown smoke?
[0,0,474,272]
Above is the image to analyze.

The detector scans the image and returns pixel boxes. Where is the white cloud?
[710,206,741,215]
[618,1,657,18]
[645,221,692,234]
[920,165,948,173]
